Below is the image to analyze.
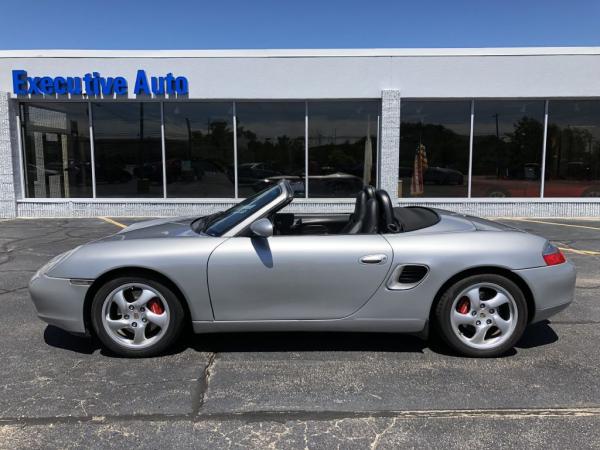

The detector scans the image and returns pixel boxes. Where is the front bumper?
[514,261,576,323]
[28,273,90,334]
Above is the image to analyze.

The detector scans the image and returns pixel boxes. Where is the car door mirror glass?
[250,218,274,238]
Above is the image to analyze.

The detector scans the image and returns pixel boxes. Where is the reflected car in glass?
[252,172,365,197]
[29,181,575,358]
[472,163,600,197]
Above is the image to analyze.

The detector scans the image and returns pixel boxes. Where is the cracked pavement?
[0,217,599,449]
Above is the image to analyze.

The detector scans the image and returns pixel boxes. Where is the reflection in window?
[21,102,92,198]
[545,101,600,197]
[307,101,379,197]
[92,103,163,198]
[472,101,545,198]
[164,102,234,198]
[235,102,305,197]
[399,101,470,198]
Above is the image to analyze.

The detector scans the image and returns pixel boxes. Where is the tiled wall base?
[15,200,600,218]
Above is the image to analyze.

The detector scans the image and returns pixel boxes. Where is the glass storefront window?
[235,102,305,197]
[21,102,93,198]
[164,102,234,198]
[399,101,470,198]
[307,101,379,197]
[472,100,545,198]
[545,101,600,197]
[92,102,163,198]
[24,97,600,202]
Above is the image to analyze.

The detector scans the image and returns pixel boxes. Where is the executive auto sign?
[12,69,188,96]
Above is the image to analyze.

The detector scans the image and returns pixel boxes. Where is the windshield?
[203,184,283,236]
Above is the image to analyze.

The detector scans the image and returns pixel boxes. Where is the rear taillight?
[543,243,566,266]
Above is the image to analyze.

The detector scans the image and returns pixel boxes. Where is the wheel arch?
[429,266,535,326]
[83,267,192,335]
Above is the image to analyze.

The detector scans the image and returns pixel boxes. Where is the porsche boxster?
[29,180,576,357]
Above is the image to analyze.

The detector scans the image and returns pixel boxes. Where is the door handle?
[360,254,387,264]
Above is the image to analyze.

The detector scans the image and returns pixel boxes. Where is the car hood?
[106,216,201,240]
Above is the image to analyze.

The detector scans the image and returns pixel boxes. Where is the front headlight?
[37,246,81,275]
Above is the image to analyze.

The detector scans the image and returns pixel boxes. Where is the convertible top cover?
[393,207,440,232]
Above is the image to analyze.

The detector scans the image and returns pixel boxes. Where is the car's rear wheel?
[90,276,185,357]
[434,274,528,357]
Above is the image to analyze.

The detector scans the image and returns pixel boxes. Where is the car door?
[207,234,393,321]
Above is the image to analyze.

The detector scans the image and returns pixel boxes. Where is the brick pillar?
[379,90,400,201]
[0,92,18,218]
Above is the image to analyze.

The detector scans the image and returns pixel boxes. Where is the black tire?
[433,274,528,357]
[90,276,185,357]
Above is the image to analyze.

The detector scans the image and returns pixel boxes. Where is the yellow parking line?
[558,246,600,256]
[501,218,600,232]
[99,216,127,229]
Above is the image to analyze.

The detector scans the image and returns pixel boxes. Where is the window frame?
[16,97,600,203]
[19,100,94,199]
[17,99,382,201]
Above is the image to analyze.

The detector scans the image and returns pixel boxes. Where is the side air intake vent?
[387,264,429,290]
[398,265,428,284]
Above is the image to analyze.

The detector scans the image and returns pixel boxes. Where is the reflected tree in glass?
[399,101,470,198]
[164,102,234,198]
[236,102,305,197]
[308,101,379,197]
[471,101,544,198]
[92,102,163,198]
[545,100,600,197]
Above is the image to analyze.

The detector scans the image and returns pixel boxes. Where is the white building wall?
[1,49,600,99]
[0,93,17,218]
[1,48,600,217]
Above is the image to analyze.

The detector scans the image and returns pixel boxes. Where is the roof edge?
[1,47,600,58]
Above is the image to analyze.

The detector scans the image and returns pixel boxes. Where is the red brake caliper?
[147,298,165,315]
[456,297,470,315]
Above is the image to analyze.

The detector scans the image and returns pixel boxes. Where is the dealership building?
[1,47,600,218]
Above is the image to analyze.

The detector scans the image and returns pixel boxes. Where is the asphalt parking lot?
[0,216,599,449]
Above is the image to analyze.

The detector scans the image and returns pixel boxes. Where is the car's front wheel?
[90,276,185,357]
[434,274,528,357]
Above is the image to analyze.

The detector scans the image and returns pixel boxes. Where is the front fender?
[47,236,227,321]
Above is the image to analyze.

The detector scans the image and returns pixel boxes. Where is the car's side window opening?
[228,181,440,237]
[202,184,282,236]
[271,212,351,236]
[269,186,383,236]
[268,187,440,236]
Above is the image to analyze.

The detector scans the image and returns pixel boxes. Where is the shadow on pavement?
[42,320,559,358]
[516,320,559,349]
[44,325,99,354]
[188,331,427,354]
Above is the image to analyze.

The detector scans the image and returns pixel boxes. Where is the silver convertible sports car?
[29,181,576,358]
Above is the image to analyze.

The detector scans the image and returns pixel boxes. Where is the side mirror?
[250,218,273,238]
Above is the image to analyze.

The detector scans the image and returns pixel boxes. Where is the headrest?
[363,185,376,200]
[375,189,402,233]
[361,198,380,233]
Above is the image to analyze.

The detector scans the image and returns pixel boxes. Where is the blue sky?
[2,0,599,49]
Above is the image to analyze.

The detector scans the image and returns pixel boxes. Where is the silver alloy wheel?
[449,282,518,351]
[101,283,170,350]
